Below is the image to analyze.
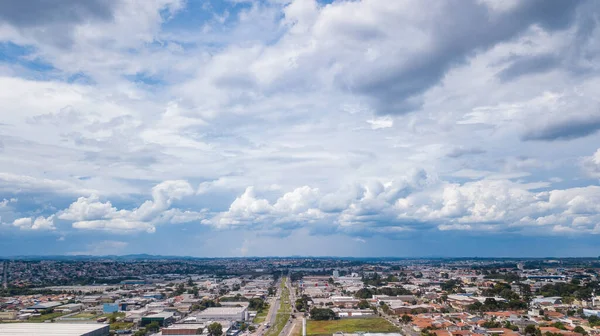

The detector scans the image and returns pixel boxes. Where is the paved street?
[255,278,282,336]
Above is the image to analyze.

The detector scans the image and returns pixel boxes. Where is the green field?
[253,304,270,324]
[110,322,134,330]
[27,312,66,322]
[265,278,291,336]
[307,317,400,335]
[70,312,99,319]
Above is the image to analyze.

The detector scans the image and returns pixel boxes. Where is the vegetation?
[400,314,413,324]
[253,303,270,323]
[357,300,370,309]
[307,317,400,335]
[310,308,336,321]
[27,311,66,322]
[265,278,291,336]
[538,280,598,301]
[588,315,600,327]
[208,322,223,336]
[441,279,463,293]
[146,321,160,333]
[524,325,541,336]
[355,286,411,299]
[467,297,527,312]
[483,272,522,283]
[110,322,134,330]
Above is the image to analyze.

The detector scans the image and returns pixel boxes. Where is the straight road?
[255,278,282,336]
[279,277,297,336]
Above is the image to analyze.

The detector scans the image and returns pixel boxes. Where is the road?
[255,278,282,336]
[379,309,418,336]
[278,277,297,336]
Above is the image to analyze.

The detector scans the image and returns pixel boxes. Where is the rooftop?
[0,323,109,336]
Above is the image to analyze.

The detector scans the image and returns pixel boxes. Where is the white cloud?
[13,215,56,230]
[366,116,393,129]
[0,198,17,208]
[582,149,600,178]
[59,180,196,233]
[0,0,599,247]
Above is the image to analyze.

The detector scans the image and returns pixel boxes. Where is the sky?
[1,0,600,258]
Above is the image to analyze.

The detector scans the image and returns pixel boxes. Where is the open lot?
[307,317,400,335]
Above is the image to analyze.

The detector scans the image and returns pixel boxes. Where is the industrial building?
[195,306,248,321]
[0,323,109,336]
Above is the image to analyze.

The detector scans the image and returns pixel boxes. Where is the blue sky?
[1,0,600,257]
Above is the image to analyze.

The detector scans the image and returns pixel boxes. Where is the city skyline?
[1,0,600,257]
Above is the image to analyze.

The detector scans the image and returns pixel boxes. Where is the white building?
[195,306,248,321]
[0,323,109,336]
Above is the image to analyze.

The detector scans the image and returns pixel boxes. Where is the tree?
[310,308,336,321]
[524,325,542,336]
[188,278,195,287]
[134,329,147,336]
[249,298,265,311]
[574,326,587,335]
[196,328,204,335]
[357,300,370,309]
[401,314,413,324]
[248,326,256,332]
[208,322,223,336]
[524,325,537,335]
[147,321,160,333]
[355,288,374,299]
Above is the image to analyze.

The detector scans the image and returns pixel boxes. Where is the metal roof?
[0,323,109,336]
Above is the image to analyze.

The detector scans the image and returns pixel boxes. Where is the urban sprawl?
[2,258,600,336]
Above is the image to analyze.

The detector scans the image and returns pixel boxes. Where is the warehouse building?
[0,323,109,336]
[195,306,248,321]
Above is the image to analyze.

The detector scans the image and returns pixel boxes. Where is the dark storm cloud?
[522,115,600,141]
[497,54,560,82]
[0,0,115,27]
[353,0,585,115]
[0,0,119,47]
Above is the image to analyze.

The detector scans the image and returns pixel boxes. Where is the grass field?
[264,278,291,336]
[110,322,134,330]
[307,317,400,335]
[70,312,98,319]
[27,312,66,322]
[253,304,270,324]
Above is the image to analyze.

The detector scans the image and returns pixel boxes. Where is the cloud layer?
[1,0,600,256]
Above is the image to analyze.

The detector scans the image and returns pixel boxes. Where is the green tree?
[401,314,413,324]
[574,326,587,335]
[146,321,160,333]
[357,300,370,309]
[310,308,336,321]
[208,322,223,336]
[524,325,537,335]
[134,329,147,336]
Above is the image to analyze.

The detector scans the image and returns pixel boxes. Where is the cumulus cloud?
[202,174,600,237]
[58,180,197,233]
[13,215,55,230]
[582,149,600,178]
